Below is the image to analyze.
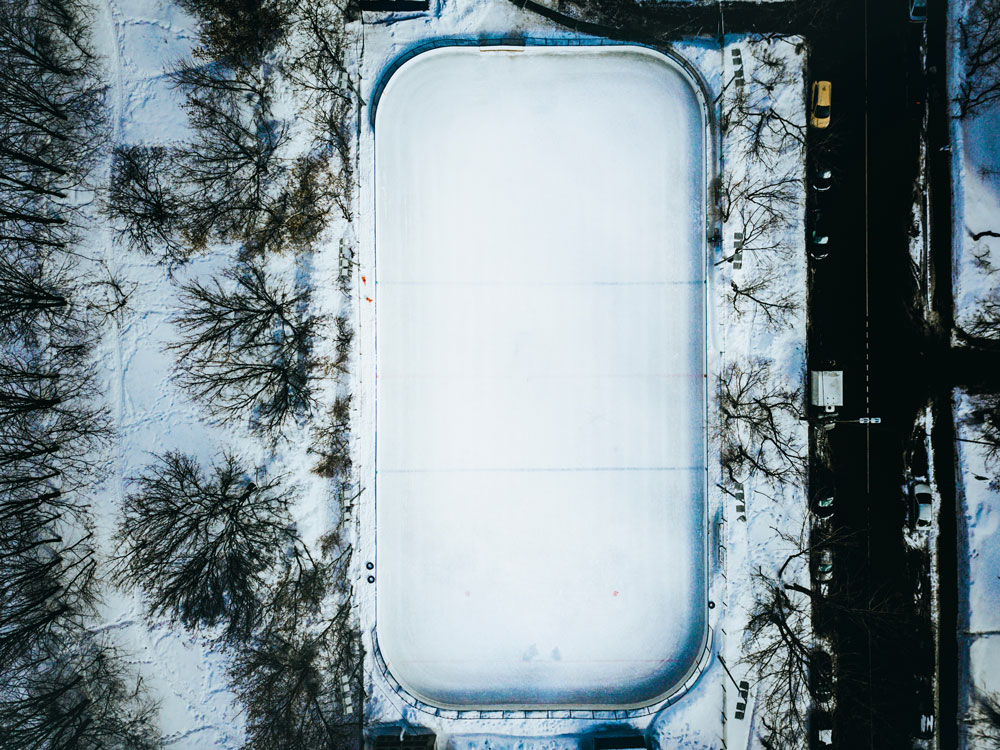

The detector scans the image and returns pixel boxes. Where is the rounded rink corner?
[365,42,715,718]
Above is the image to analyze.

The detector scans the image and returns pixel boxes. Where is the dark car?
[809,206,831,260]
[812,547,834,583]
[811,481,836,519]
[810,649,834,702]
[812,167,833,192]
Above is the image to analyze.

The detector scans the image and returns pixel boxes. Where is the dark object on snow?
[372,729,436,750]
[592,734,650,750]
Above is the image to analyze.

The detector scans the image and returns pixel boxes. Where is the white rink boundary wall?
[354,37,720,727]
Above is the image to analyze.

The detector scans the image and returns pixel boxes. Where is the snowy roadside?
[948,0,1000,744]
[954,395,1000,748]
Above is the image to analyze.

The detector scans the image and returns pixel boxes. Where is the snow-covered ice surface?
[374,46,708,709]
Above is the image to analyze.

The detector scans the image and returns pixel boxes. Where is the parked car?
[809,240,831,261]
[812,166,833,192]
[910,0,927,22]
[809,205,830,242]
[811,482,835,519]
[810,649,834,702]
[813,547,834,583]
[809,206,831,259]
[910,481,933,530]
[810,709,834,748]
[810,81,833,128]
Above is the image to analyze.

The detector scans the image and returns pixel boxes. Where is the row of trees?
[718,39,804,333]
[741,525,927,750]
[105,1,363,747]
[105,0,356,442]
[715,38,818,750]
[115,451,362,748]
[1,0,163,745]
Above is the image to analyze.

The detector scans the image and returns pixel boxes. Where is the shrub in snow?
[115,451,299,640]
[169,260,317,435]
[310,395,352,479]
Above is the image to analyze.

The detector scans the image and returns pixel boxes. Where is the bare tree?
[229,599,362,750]
[718,358,805,485]
[0,634,160,750]
[961,286,1000,345]
[965,690,1000,749]
[176,0,292,70]
[742,568,815,750]
[958,0,1000,118]
[283,0,357,224]
[168,260,316,433]
[962,392,1000,489]
[245,151,337,257]
[107,145,186,260]
[728,264,800,330]
[0,246,69,345]
[0,0,107,251]
[716,170,800,277]
[721,42,805,169]
[169,65,288,253]
[283,0,358,105]
[115,451,300,640]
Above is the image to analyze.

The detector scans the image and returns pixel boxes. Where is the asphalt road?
[505,0,942,745]
[807,1,932,748]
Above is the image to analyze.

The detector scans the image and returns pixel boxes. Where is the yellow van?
[810,81,832,129]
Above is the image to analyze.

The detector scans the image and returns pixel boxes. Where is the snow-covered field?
[53,0,811,745]
[373,46,708,709]
[954,401,1000,738]
[949,0,1000,743]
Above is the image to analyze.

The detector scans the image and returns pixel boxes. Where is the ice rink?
[374,45,708,709]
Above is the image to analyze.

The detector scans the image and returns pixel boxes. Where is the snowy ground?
[374,46,708,709]
[84,0,354,746]
[954,399,1000,743]
[71,0,809,745]
[949,0,1000,744]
